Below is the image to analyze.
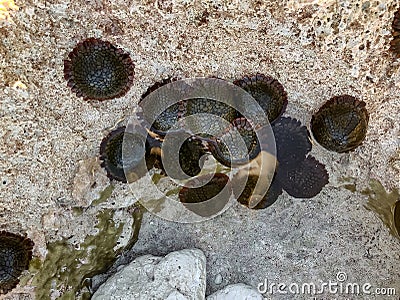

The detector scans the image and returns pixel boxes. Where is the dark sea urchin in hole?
[236,175,283,209]
[272,117,328,199]
[276,155,329,199]
[208,117,260,167]
[100,126,150,183]
[311,95,369,153]
[64,38,135,101]
[272,117,312,167]
[234,74,288,123]
[0,232,34,295]
[390,8,400,56]
[179,174,231,217]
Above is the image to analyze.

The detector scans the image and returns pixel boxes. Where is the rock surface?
[1,0,400,298]
[92,249,206,300]
[206,283,263,300]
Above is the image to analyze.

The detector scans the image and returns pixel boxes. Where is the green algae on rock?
[30,205,143,299]
[0,232,34,295]
[64,38,135,101]
[362,179,400,239]
[311,95,369,153]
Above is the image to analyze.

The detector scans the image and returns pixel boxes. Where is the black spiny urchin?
[0,231,34,295]
[64,38,135,101]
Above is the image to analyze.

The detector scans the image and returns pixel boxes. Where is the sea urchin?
[390,7,400,56]
[311,95,369,153]
[0,231,34,295]
[234,74,288,123]
[64,38,135,101]
[100,126,149,183]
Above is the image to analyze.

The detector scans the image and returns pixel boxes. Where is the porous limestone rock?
[206,283,263,300]
[92,249,206,300]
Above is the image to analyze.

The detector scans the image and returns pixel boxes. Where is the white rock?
[92,249,206,300]
[206,283,263,300]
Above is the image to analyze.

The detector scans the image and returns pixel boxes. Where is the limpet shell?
[311,95,369,153]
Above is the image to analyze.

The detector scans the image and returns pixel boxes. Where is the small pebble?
[214,273,223,285]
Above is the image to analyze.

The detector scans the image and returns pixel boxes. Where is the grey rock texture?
[92,249,206,300]
[206,283,263,300]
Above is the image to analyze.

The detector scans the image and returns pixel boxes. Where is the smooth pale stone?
[92,249,206,300]
[206,283,263,300]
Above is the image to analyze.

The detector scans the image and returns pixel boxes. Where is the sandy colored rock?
[0,0,399,298]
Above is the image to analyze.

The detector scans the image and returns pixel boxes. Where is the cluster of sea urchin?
[236,117,329,209]
[64,38,135,101]
[95,71,369,212]
[0,231,34,295]
[134,74,329,211]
